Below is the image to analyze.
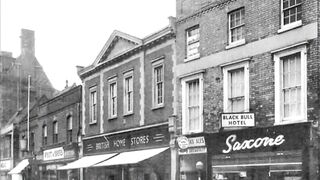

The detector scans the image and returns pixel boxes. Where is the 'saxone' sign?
[210,123,310,155]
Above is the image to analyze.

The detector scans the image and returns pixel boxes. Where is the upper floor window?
[43,125,47,146]
[186,25,200,61]
[152,60,164,108]
[30,131,35,152]
[89,86,97,123]
[228,8,245,47]
[279,0,302,32]
[67,115,73,143]
[53,121,58,144]
[124,71,133,115]
[108,77,117,118]
[274,44,307,124]
[181,73,203,134]
[223,61,249,112]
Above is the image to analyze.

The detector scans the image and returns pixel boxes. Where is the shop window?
[53,121,58,144]
[108,77,117,118]
[43,125,47,146]
[186,25,200,61]
[67,115,72,143]
[274,44,307,124]
[227,8,245,48]
[152,60,164,108]
[124,71,133,115]
[89,86,98,124]
[223,61,249,112]
[279,0,302,32]
[181,73,203,134]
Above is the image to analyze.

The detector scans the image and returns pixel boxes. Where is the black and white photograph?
[0,0,319,180]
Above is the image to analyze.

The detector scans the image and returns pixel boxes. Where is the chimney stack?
[20,29,35,56]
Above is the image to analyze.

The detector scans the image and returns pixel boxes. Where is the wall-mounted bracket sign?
[221,113,255,127]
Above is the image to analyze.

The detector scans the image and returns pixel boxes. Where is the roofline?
[78,26,174,79]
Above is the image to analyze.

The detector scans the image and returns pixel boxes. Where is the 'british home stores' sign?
[221,113,255,127]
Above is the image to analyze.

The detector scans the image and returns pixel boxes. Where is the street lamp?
[196,161,204,180]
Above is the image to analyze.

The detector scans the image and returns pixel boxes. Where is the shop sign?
[179,147,207,155]
[188,136,205,147]
[210,122,310,155]
[43,147,64,161]
[177,136,206,150]
[64,149,76,159]
[83,125,169,155]
[0,160,12,171]
[221,113,255,127]
[177,136,189,149]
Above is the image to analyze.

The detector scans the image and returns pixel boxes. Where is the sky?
[0,0,176,90]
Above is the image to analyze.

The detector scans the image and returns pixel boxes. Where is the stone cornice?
[176,0,237,25]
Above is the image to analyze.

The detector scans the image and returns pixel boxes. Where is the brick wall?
[175,0,320,133]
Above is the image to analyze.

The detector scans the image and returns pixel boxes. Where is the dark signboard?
[83,124,169,155]
[209,123,310,155]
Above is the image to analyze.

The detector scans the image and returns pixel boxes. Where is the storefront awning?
[8,159,29,174]
[58,153,117,170]
[94,147,168,167]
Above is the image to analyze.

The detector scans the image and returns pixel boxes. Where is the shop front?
[60,124,170,180]
[177,134,209,180]
[0,159,12,180]
[38,144,79,180]
[207,122,318,180]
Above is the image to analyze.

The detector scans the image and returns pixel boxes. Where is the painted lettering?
[222,134,285,154]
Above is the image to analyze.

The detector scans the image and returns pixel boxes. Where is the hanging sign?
[221,113,255,127]
[0,160,12,171]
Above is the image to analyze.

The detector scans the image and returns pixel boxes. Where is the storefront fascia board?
[83,124,170,155]
[207,122,311,155]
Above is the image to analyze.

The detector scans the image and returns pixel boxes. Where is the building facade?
[8,85,81,180]
[72,19,176,180]
[36,85,82,180]
[174,0,319,180]
[0,29,56,127]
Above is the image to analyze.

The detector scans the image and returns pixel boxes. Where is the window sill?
[225,39,246,50]
[182,130,203,135]
[89,121,97,125]
[184,53,200,63]
[123,112,133,117]
[277,21,302,34]
[151,105,164,111]
[108,116,117,121]
[274,118,307,126]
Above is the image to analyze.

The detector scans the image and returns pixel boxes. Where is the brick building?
[0,29,56,126]
[8,84,81,180]
[173,0,320,180]
[63,19,175,180]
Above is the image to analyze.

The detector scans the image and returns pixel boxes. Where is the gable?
[101,37,137,62]
[94,30,142,65]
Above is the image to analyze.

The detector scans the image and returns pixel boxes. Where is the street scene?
[1,0,320,180]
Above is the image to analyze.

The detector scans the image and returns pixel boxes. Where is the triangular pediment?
[94,30,142,65]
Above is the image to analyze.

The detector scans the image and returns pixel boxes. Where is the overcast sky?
[0,0,176,90]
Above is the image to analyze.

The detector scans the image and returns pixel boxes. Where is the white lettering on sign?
[131,135,149,146]
[113,139,126,148]
[0,160,12,170]
[221,113,255,127]
[222,134,285,154]
[44,147,64,161]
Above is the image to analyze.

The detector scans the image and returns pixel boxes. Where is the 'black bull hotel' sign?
[209,122,310,155]
[83,125,169,155]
